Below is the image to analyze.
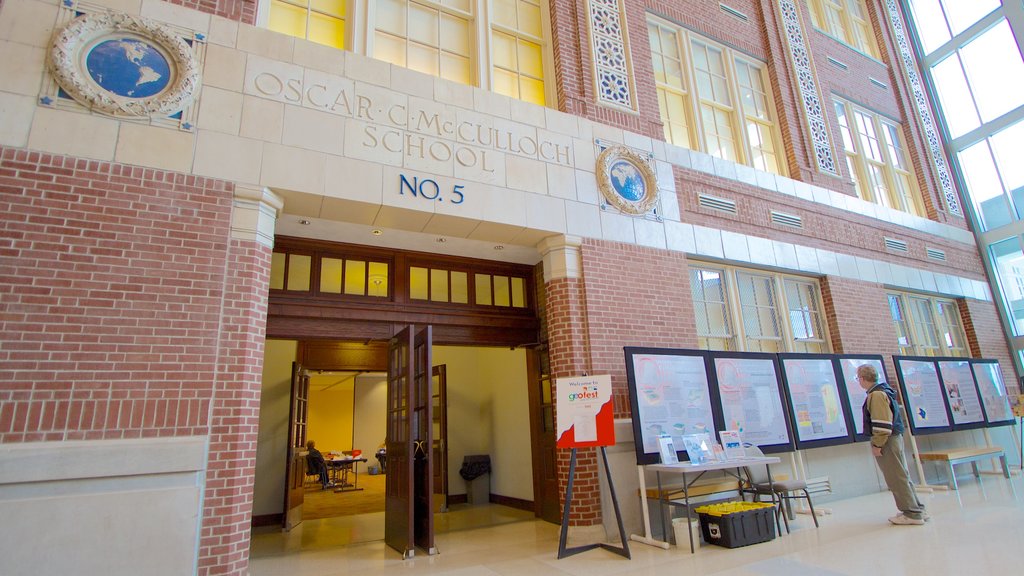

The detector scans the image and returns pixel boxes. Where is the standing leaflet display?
[709,352,794,453]
[624,348,720,464]
[778,355,854,449]
[893,357,953,435]
[835,355,889,439]
[936,359,986,430]
[554,375,629,560]
[971,360,1015,426]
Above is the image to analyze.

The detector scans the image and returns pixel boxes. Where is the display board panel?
[935,359,986,430]
[778,354,854,449]
[834,355,891,440]
[893,357,953,435]
[709,352,794,453]
[971,359,1015,426]
[624,347,722,465]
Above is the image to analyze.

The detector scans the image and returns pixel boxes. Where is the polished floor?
[249,471,1023,575]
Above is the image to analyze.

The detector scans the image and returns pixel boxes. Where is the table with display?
[646,456,782,553]
[326,457,368,492]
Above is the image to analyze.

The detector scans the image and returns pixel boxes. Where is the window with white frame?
[807,0,879,59]
[887,291,969,357]
[689,265,830,353]
[647,17,786,176]
[834,98,924,216]
[262,0,549,106]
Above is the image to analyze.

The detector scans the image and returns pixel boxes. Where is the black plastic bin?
[695,502,776,548]
[460,455,491,504]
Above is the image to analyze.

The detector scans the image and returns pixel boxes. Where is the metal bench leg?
[803,489,819,528]
[948,462,959,491]
[1000,454,1011,479]
[971,461,981,480]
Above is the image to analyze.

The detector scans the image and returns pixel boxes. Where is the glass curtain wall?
[903,0,1024,373]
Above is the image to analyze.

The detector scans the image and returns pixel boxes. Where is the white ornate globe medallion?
[48,11,201,118]
[596,145,659,215]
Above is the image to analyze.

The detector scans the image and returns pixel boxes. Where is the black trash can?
[459,455,491,505]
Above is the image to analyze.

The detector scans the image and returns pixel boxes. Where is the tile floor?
[249,471,1023,575]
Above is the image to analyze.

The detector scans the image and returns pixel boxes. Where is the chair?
[305,455,322,488]
[741,445,819,533]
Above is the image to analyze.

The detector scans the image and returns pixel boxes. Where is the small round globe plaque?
[48,12,201,117]
[596,145,658,215]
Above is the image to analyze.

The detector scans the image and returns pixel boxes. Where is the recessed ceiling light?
[372,229,383,236]
[299,219,311,225]
[436,237,447,243]
[494,245,505,250]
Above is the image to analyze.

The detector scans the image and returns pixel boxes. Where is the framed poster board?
[709,352,794,454]
[624,347,722,465]
[834,355,891,440]
[935,358,986,430]
[971,359,1015,426]
[893,357,953,435]
[555,374,615,448]
[778,354,854,449]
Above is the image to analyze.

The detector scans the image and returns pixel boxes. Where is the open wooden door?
[385,326,415,557]
[431,364,448,513]
[526,350,560,523]
[412,326,436,554]
[283,362,310,530]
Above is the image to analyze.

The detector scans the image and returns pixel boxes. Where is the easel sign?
[556,375,615,448]
[555,374,629,560]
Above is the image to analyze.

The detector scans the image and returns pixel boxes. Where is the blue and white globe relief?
[48,12,201,118]
[596,146,658,215]
[85,37,172,99]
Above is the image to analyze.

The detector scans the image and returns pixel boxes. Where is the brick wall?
[165,0,257,25]
[0,146,269,575]
[960,299,1019,395]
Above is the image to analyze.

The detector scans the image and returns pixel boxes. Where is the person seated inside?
[306,440,333,489]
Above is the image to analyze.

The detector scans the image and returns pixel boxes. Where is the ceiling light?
[494,245,505,250]
[299,219,311,225]
[372,229,383,236]
[436,237,447,243]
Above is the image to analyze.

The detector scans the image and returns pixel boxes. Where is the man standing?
[858,364,928,525]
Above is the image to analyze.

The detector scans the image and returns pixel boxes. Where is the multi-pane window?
[374,0,472,84]
[834,98,923,215]
[647,17,785,175]
[807,0,879,59]
[261,0,549,105]
[689,265,830,353]
[271,251,391,297]
[268,0,346,50]
[410,266,528,308]
[887,292,969,356]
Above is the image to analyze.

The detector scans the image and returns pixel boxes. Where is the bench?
[918,447,1010,490]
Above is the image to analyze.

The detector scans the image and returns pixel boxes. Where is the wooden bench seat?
[643,478,741,502]
[918,447,1010,490]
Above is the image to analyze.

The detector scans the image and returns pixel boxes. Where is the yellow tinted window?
[475,274,492,305]
[410,267,428,300]
[287,255,312,291]
[344,260,366,295]
[511,277,526,308]
[494,275,511,306]
[451,271,468,303]
[270,252,286,290]
[320,257,344,293]
[368,262,389,297]
[430,268,448,302]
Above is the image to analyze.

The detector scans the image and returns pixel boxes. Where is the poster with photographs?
[624,347,722,465]
[710,352,794,453]
[778,355,853,449]
[971,359,1015,426]
[936,359,986,429]
[893,357,952,434]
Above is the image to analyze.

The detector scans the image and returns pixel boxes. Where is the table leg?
[684,476,693,554]
[765,464,784,535]
[656,471,667,547]
[948,462,959,491]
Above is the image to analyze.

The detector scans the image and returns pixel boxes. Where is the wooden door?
[412,326,436,554]
[385,326,415,558]
[526,350,560,523]
[283,362,310,530]
[431,364,448,513]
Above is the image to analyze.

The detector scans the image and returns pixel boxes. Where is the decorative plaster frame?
[48,11,202,118]
[596,145,659,215]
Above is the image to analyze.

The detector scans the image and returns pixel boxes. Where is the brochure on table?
[778,354,854,449]
[972,360,1015,426]
[556,374,615,448]
[709,352,794,453]
[719,430,745,460]
[894,357,952,434]
[936,359,986,430]
[624,348,722,464]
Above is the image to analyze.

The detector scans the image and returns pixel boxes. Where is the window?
[261,0,549,106]
[647,17,785,175]
[834,98,923,216]
[268,0,346,50]
[807,0,879,58]
[887,292,968,356]
[689,264,830,353]
[410,266,528,308]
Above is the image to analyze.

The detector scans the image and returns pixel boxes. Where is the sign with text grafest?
[556,375,615,448]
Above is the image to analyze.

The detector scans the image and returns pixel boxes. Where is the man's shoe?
[889,514,924,526]
[921,511,931,522]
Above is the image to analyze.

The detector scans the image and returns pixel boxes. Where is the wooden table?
[326,457,367,492]
[648,456,781,553]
